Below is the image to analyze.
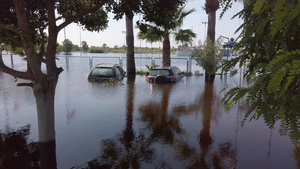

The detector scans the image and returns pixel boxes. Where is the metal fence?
[3,53,243,74]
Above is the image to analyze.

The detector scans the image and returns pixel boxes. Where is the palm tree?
[174,29,196,47]
[205,0,219,42]
[111,1,140,75]
[137,5,196,67]
[126,16,136,75]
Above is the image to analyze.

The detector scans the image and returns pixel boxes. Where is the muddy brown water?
[0,54,297,168]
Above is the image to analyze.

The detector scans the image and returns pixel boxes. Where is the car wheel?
[155,75,167,83]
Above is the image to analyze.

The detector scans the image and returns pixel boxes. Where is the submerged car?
[88,63,126,82]
[147,66,183,83]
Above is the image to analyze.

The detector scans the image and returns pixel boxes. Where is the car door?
[114,67,122,81]
[117,66,126,77]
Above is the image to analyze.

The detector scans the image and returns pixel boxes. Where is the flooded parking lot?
[0,54,298,168]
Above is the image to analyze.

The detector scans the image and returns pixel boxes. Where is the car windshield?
[150,69,171,76]
[90,67,113,77]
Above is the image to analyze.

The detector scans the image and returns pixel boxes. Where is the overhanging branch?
[0,23,21,35]
[0,54,34,80]
[57,0,110,32]
[17,82,34,87]
[3,29,23,47]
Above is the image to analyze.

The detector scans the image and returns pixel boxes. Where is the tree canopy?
[137,3,195,66]
[0,0,111,143]
[191,38,224,76]
[220,0,300,142]
[62,39,73,54]
[82,41,89,52]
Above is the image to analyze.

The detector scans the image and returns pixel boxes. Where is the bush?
[182,71,193,76]
[103,78,124,86]
[136,69,149,75]
[89,46,104,53]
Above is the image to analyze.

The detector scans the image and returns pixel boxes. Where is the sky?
[57,0,244,48]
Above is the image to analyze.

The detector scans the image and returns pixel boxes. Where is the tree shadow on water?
[0,125,57,169]
[72,80,237,169]
[72,75,155,169]
[173,83,237,169]
[139,83,183,144]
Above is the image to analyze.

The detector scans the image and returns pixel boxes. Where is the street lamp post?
[202,21,207,41]
[79,25,82,57]
[122,31,126,57]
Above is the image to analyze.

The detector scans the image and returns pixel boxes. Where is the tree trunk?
[162,36,171,67]
[12,0,59,143]
[123,74,136,150]
[199,83,214,166]
[205,73,215,83]
[33,79,58,143]
[39,141,57,168]
[126,16,136,75]
[207,10,216,42]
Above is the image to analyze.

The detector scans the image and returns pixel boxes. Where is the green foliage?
[62,39,73,54]
[56,43,63,53]
[57,1,109,32]
[174,29,196,46]
[81,41,89,52]
[145,65,158,71]
[136,69,149,75]
[136,65,159,75]
[72,45,80,51]
[191,38,224,75]
[139,0,186,31]
[103,78,124,86]
[6,46,25,56]
[182,71,193,76]
[137,5,195,50]
[89,46,104,53]
[220,0,300,142]
[111,0,141,20]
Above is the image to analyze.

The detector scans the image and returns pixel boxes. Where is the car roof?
[152,66,177,70]
[94,63,119,67]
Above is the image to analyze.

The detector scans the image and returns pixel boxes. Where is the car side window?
[171,68,177,75]
[115,67,121,77]
[176,68,181,75]
[117,66,124,75]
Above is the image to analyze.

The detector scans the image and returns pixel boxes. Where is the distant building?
[177,46,197,56]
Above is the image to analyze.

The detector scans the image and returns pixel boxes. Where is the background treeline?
[57,39,178,54]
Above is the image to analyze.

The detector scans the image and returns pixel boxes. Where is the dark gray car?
[88,63,126,82]
[147,66,183,83]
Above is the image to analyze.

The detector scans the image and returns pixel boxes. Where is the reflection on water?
[0,55,298,168]
[0,125,57,169]
[139,83,183,144]
[122,74,135,151]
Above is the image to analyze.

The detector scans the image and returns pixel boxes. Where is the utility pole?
[202,22,207,42]
[122,31,126,57]
[79,25,82,57]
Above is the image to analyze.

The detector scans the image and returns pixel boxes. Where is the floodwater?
[0,53,298,169]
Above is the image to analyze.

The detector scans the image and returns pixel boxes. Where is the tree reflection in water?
[174,83,237,169]
[73,75,154,168]
[0,124,57,169]
[121,74,135,151]
[73,81,238,168]
[139,83,183,144]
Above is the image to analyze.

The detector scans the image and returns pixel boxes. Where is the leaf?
[284,58,300,91]
[267,63,289,94]
[253,0,266,14]
[270,1,300,38]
